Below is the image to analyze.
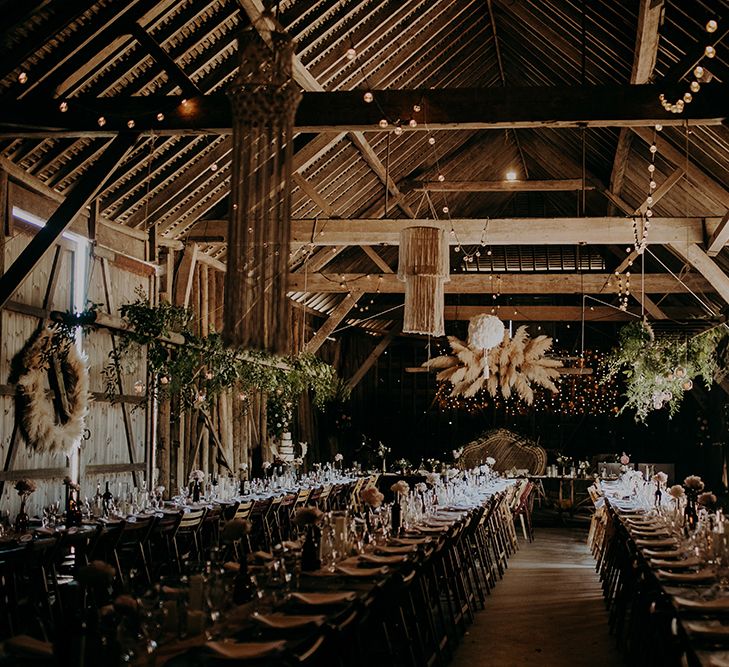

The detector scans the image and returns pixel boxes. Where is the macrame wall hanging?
[224,24,302,354]
[397,226,450,336]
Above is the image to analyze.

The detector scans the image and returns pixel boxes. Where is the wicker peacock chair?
[458,428,547,476]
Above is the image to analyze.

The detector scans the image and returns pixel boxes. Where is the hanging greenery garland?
[604,320,727,423]
[17,328,90,455]
[104,289,347,437]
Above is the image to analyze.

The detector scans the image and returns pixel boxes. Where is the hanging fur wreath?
[16,329,90,455]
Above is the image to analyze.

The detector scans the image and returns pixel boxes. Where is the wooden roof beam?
[443,305,683,322]
[670,243,729,304]
[291,216,715,247]
[304,290,364,353]
[345,325,401,391]
[287,272,710,295]
[411,179,595,192]
[632,127,729,212]
[1,85,726,138]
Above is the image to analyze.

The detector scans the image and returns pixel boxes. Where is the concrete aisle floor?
[451,527,625,667]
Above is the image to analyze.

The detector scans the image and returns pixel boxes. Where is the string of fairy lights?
[435,351,620,417]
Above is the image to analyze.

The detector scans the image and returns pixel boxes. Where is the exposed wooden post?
[101,258,139,487]
[174,243,198,307]
[0,134,138,310]
[304,291,364,354]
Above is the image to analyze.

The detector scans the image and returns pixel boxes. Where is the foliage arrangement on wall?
[104,289,347,437]
[604,320,727,423]
[435,350,619,417]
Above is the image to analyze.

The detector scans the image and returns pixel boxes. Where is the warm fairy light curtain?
[397,226,450,336]
[224,25,302,354]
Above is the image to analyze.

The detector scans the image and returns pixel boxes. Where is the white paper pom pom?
[468,314,505,350]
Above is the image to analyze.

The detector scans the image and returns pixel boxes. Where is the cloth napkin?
[684,620,729,637]
[335,564,389,577]
[649,556,702,569]
[375,544,418,555]
[206,640,286,660]
[3,635,54,657]
[674,596,729,611]
[289,591,356,606]
[656,568,715,583]
[643,548,686,559]
[635,537,678,547]
[359,553,408,565]
[250,613,325,630]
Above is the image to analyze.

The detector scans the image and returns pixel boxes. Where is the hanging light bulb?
[690,80,701,92]
[442,206,449,214]
[428,136,436,145]
[157,112,165,121]
[17,72,27,84]
[694,66,705,79]
[59,101,68,112]
[346,47,356,59]
[378,119,388,128]
[97,116,106,127]
[409,119,417,127]
[707,19,718,33]
[364,91,373,103]
[394,125,403,135]
[705,45,716,58]
[683,92,693,103]
[127,119,136,129]
[437,173,445,182]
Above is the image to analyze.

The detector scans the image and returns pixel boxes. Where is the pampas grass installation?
[423,324,561,404]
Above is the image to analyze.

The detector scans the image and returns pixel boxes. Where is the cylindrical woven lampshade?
[398,226,450,336]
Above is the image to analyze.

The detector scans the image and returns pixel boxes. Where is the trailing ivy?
[604,320,727,423]
[104,289,347,436]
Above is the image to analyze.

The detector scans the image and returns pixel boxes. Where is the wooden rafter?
[304,291,364,354]
[441,305,706,322]
[412,179,594,192]
[359,246,393,273]
[290,216,716,248]
[669,243,729,305]
[345,325,401,391]
[288,272,710,295]
[632,127,729,211]
[1,85,726,138]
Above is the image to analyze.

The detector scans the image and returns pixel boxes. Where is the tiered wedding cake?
[278,432,295,462]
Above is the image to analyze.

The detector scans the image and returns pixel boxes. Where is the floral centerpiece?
[683,475,705,531]
[13,478,36,532]
[652,471,668,507]
[698,491,718,512]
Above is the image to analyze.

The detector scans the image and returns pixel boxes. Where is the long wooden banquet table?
[591,481,729,667]
[0,476,519,666]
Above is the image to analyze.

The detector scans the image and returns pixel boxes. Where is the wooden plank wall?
[1,181,150,517]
